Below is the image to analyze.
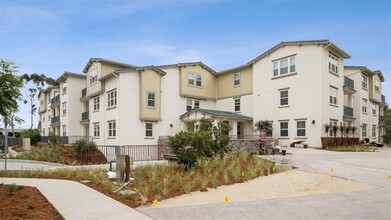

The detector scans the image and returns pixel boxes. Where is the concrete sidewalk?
[0,178,152,220]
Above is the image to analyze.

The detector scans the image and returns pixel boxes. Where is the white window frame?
[186,99,193,111]
[93,96,100,111]
[145,122,153,137]
[195,74,202,87]
[194,100,200,109]
[188,73,195,86]
[329,86,338,105]
[234,98,241,112]
[93,122,100,138]
[328,53,338,74]
[108,120,116,138]
[362,99,367,113]
[233,72,241,87]
[90,68,98,85]
[62,102,67,115]
[273,56,296,77]
[62,79,67,94]
[372,124,376,137]
[362,124,367,137]
[280,121,289,137]
[375,80,380,92]
[296,121,306,137]
[62,125,66,136]
[280,89,289,106]
[147,92,156,108]
[362,74,368,89]
[107,89,117,108]
[372,103,376,116]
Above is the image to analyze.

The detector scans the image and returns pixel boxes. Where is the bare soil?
[0,184,64,220]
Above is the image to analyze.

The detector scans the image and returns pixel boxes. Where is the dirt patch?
[0,184,63,220]
[56,146,108,164]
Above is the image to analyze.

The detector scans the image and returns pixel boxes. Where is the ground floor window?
[108,121,116,138]
[296,121,306,137]
[362,124,367,137]
[62,125,66,136]
[145,122,153,137]
[280,121,288,137]
[372,125,376,138]
[94,122,100,137]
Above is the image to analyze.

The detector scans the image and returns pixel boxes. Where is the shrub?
[21,129,41,145]
[48,132,60,144]
[72,139,97,156]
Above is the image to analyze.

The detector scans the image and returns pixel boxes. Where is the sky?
[1,0,390,129]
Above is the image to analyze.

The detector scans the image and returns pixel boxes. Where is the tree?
[21,73,58,129]
[254,120,273,135]
[382,104,391,144]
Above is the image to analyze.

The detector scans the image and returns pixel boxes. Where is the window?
[43,116,45,122]
[372,103,376,115]
[375,80,380,92]
[186,99,193,111]
[329,87,337,105]
[372,125,376,137]
[93,122,100,137]
[62,125,66,136]
[273,56,296,77]
[107,89,117,108]
[362,75,368,89]
[93,96,100,111]
[62,102,67,115]
[186,99,200,111]
[188,73,194,85]
[297,121,306,137]
[147,92,155,108]
[42,128,45,136]
[280,122,288,137]
[280,89,289,106]
[234,98,241,112]
[234,72,241,86]
[194,100,200,109]
[108,121,116,138]
[90,68,98,84]
[62,79,67,94]
[328,54,338,74]
[196,74,202,87]
[362,124,367,137]
[145,122,153,137]
[362,99,367,113]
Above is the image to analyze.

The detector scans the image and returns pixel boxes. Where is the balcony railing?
[344,76,354,90]
[51,95,60,105]
[81,112,89,121]
[379,115,384,124]
[343,106,353,117]
[81,88,87,98]
[382,95,385,103]
[51,116,60,124]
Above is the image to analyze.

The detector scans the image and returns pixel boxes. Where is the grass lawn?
[0,151,276,208]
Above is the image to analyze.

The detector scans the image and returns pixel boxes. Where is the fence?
[0,137,22,152]
[97,145,160,162]
[40,136,93,145]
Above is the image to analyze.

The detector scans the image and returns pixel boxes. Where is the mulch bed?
[0,184,64,220]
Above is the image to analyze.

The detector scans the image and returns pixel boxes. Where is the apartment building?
[38,40,387,147]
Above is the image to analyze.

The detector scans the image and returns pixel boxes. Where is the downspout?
[322,42,332,128]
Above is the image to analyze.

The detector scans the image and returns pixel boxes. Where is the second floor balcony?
[81,111,89,124]
[343,76,356,95]
[50,116,60,125]
[343,106,355,121]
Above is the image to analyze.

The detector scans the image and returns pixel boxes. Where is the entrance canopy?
[180,108,253,122]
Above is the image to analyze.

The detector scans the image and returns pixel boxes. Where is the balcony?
[50,95,60,107]
[343,76,356,94]
[343,106,355,121]
[80,112,89,124]
[379,115,385,125]
[50,116,60,125]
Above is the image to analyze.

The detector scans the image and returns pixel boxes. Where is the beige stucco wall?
[179,65,215,99]
[139,69,161,121]
[86,62,102,96]
[369,74,382,103]
[216,65,253,99]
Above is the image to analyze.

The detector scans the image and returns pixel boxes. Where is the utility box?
[23,138,31,151]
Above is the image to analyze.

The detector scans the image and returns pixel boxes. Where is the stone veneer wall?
[157,138,278,159]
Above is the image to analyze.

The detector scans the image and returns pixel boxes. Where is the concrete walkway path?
[0,178,152,220]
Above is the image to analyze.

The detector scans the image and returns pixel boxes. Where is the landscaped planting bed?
[0,183,63,220]
[1,151,276,208]
[324,145,376,152]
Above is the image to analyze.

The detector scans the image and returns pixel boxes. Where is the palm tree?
[254,120,273,137]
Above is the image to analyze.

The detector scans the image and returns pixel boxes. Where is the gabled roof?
[215,63,252,76]
[100,66,167,82]
[82,58,136,73]
[373,70,385,82]
[248,40,351,64]
[345,66,373,75]
[157,61,216,74]
[180,108,253,121]
[56,71,85,83]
